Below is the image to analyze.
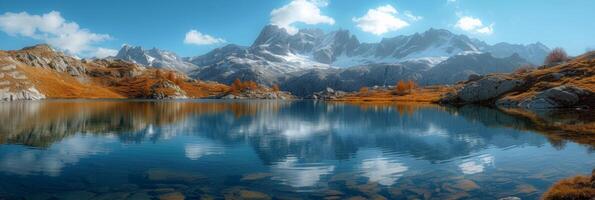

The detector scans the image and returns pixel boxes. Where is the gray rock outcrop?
[149,80,188,99]
[456,76,524,103]
[14,44,86,76]
[515,86,592,109]
[0,87,45,101]
[309,87,347,100]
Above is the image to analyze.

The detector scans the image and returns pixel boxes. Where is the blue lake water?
[0,100,593,199]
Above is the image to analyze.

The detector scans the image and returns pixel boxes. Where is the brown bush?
[396,80,406,94]
[545,47,568,65]
[272,84,280,92]
[396,80,417,94]
[229,79,261,93]
[359,87,369,95]
[407,80,417,92]
[230,79,242,94]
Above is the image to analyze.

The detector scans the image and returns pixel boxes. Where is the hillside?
[0,44,229,100]
[440,51,595,110]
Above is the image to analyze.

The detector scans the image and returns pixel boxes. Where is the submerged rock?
[498,197,521,200]
[223,188,271,200]
[145,169,205,183]
[89,192,130,200]
[239,190,271,200]
[127,192,153,200]
[158,192,185,200]
[453,179,480,191]
[54,191,96,200]
[241,172,273,181]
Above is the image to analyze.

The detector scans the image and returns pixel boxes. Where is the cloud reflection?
[271,156,335,188]
[458,154,494,175]
[184,141,224,160]
[360,157,408,185]
[0,135,113,176]
[236,116,331,140]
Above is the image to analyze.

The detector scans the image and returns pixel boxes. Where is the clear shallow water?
[0,100,593,200]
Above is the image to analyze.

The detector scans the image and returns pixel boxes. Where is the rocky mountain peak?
[20,44,55,53]
[252,25,291,47]
[115,45,198,72]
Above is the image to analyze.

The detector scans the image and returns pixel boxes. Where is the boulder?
[539,72,563,82]
[149,80,188,99]
[309,87,347,100]
[457,76,524,103]
[467,73,483,82]
[0,87,45,101]
[518,86,592,109]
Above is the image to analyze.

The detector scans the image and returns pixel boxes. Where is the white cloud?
[352,5,413,35]
[270,0,335,34]
[0,11,111,56]
[183,29,226,45]
[403,10,423,22]
[455,16,494,35]
[93,47,118,58]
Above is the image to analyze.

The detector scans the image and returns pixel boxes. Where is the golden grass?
[178,81,229,98]
[542,171,594,200]
[17,61,230,99]
[503,52,595,102]
[333,86,454,103]
[19,65,125,99]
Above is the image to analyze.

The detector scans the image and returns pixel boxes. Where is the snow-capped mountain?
[188,25,548,88]
[115,45,198,72]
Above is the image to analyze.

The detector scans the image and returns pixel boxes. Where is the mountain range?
[110,25,550,96]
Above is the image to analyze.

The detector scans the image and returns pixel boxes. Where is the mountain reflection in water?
[0,100,592,199]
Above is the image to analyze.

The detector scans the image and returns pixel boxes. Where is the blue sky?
[0,0,594,57]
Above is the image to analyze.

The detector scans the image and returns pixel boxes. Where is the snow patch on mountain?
[115,45,198,72]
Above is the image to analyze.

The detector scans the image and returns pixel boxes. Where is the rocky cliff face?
[10,44,86,76]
